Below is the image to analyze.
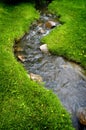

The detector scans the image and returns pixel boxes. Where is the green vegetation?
[42,0,86,69]
[0,2,74,130]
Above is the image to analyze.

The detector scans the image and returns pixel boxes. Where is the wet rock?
[40,29,45,34]
[47,13,52,17]
[45,21,57,29]
[77,107,86,125]
[38,22,43,27]
[17,55,25,62]
[14,46,23,52]
[30,73,43,82]
[40,44,49,53]
[38,29,45,34]
[30,31,36,37]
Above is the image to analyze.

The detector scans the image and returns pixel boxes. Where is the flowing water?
[14,11,86,130]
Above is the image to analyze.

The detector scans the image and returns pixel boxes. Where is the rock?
[77,107,86,125]
[14,46,23,52]
[38,23,42,27]
[38,28,45,34]
[30,73,43,82]
[17,55,25,62]
[47,14,52,17]
[45,21,57,29]
[40,44,49,54]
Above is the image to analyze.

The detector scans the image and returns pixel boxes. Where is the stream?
[14,11,86,130]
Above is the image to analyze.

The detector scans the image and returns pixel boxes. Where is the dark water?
[14,12,86,130]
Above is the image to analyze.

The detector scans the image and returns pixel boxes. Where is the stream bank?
[14,10,86,130]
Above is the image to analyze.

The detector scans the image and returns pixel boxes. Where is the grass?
[0,2,74,130]
[42,0,86,69]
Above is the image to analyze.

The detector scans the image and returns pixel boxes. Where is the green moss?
[42,0,86,69]
[0,2,74,130]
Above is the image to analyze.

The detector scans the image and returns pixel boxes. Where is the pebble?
[40,44,49,53]
[17,55,25,62]
[30,73,43,82]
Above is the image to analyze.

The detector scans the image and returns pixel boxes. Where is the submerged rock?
[77,107,86,125]
[30,73,43,83]
[14,46,23,52]
[17,55,25,62]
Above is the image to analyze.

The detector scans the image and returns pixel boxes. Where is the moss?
[42,0,86,69]
[0,2,74,130]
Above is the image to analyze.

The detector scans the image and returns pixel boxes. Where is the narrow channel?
[14,11,86,130]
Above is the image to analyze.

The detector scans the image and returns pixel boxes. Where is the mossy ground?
[0,2,74,130]
[42,0,86,69]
